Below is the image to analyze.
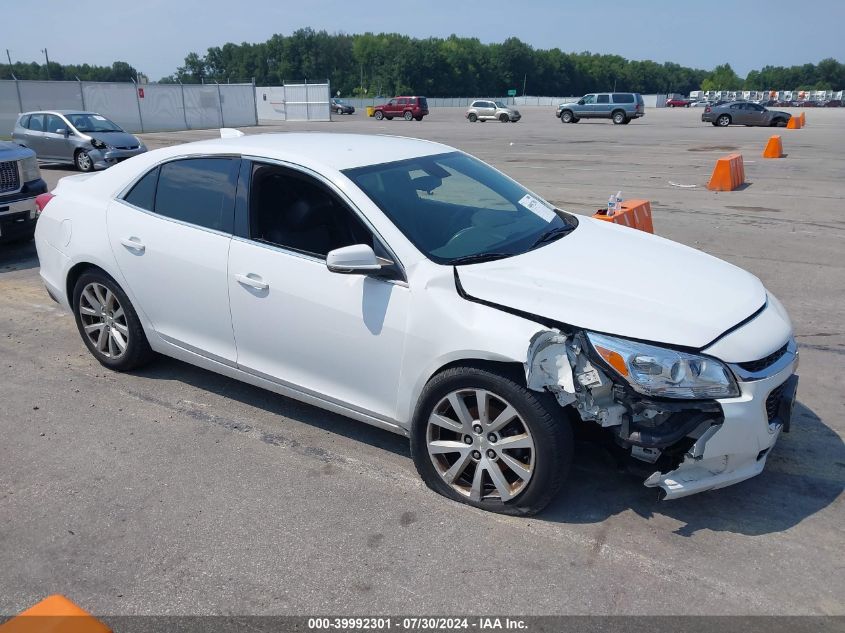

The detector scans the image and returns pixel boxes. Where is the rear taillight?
[704,106,711,113]
[35,192,55,214]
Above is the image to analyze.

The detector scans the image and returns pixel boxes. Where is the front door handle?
[120,237,145,253]
[235,273,269,291]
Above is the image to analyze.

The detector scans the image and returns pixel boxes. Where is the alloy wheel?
[78,282,129,359]
[426,389,536,502]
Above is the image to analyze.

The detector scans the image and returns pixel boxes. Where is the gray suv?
[0,142,47,243]
[466,100,521,123]
[556,93,645,124]
[12,110,147,172]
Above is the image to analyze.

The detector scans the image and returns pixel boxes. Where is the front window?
[494,101,506,108]
[344,152,577,265]
[66,113,123,133]
[581,94,596,104]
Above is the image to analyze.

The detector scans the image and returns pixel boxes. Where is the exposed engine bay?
[525,330,724,487]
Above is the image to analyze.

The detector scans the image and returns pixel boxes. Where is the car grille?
[765,382,786,421]
[113,145,139,150]
[0,160,20,194]
[737,343,789,373]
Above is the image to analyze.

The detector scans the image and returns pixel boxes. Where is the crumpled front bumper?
[644,351,798,500]
[90,146,147,170]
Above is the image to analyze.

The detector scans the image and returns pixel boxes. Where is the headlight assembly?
[19,155,41,182]
[90,138,108,150]
[585,332,740,399]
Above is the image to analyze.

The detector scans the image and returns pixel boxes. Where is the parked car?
[465,100,521,123]
[372,96,429,121]
[701,101,791,127]
[35,132,799,515]
[774,100,797,107]
[822,99,842,107]
[666,98,692,108]
[12,110,147,172]
[331,98,355,115]
[556,93,645,124]
[0,141,48,243]
[690,100,712,108]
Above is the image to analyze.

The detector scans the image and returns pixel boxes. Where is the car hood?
[0,140,34,160]
[86,131,140,148]
[456,218,767,350]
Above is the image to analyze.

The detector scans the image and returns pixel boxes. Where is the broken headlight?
[585,332,739,399]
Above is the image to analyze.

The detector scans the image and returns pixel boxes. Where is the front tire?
[75,150,94,172]
[499,113,509,123]
[560,110,574,123]
[411,366,572,516]
[468,113,478,122]
[72,270,154,371]
[374,111,384,120]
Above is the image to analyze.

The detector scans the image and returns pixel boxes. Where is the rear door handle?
[120,237,145,252]
[235,273,269,291]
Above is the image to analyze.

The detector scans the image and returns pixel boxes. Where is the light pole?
[41,48,50,80]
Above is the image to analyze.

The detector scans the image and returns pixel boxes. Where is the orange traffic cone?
[763,135,783,159]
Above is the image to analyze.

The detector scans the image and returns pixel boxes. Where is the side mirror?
[326,244,382,274]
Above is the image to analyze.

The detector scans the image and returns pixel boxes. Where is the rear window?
[124,167,160,211]
[612,93,635,104]
[18,114,30,128]
[419,98,428,108]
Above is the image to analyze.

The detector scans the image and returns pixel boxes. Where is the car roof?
[21,110,100,116]
[82,133,455,192]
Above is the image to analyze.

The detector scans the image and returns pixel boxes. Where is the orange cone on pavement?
[0,595,111,633]
[763,135,784,159]
[707,153,746,191]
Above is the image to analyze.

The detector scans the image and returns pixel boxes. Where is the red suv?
[372,96,429,121]
[666,98,692,108]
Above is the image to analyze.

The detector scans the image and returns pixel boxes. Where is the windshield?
[66,113,123,133]
[344,152,577,265]
[494,101,506,108]
[334,99,345,104]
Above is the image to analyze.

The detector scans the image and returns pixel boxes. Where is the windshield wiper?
[529,225,575,249]
[449,252,514,265]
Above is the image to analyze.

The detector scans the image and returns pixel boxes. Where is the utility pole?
[5,49,11,67]
[522,74,527,96]
[360,64,363,97]
[41,48,50,79]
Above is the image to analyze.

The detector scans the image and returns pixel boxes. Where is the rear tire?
[717,114,731,127]
[612,110,627,125]
[411,365,572,516]
[72,270,154,372]
[404,111,413,121]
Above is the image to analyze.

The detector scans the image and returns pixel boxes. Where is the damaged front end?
[526,330,729,499]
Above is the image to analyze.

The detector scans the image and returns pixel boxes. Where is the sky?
[2,0,843,81]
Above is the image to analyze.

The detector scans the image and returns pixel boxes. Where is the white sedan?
[34,132,798,515]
